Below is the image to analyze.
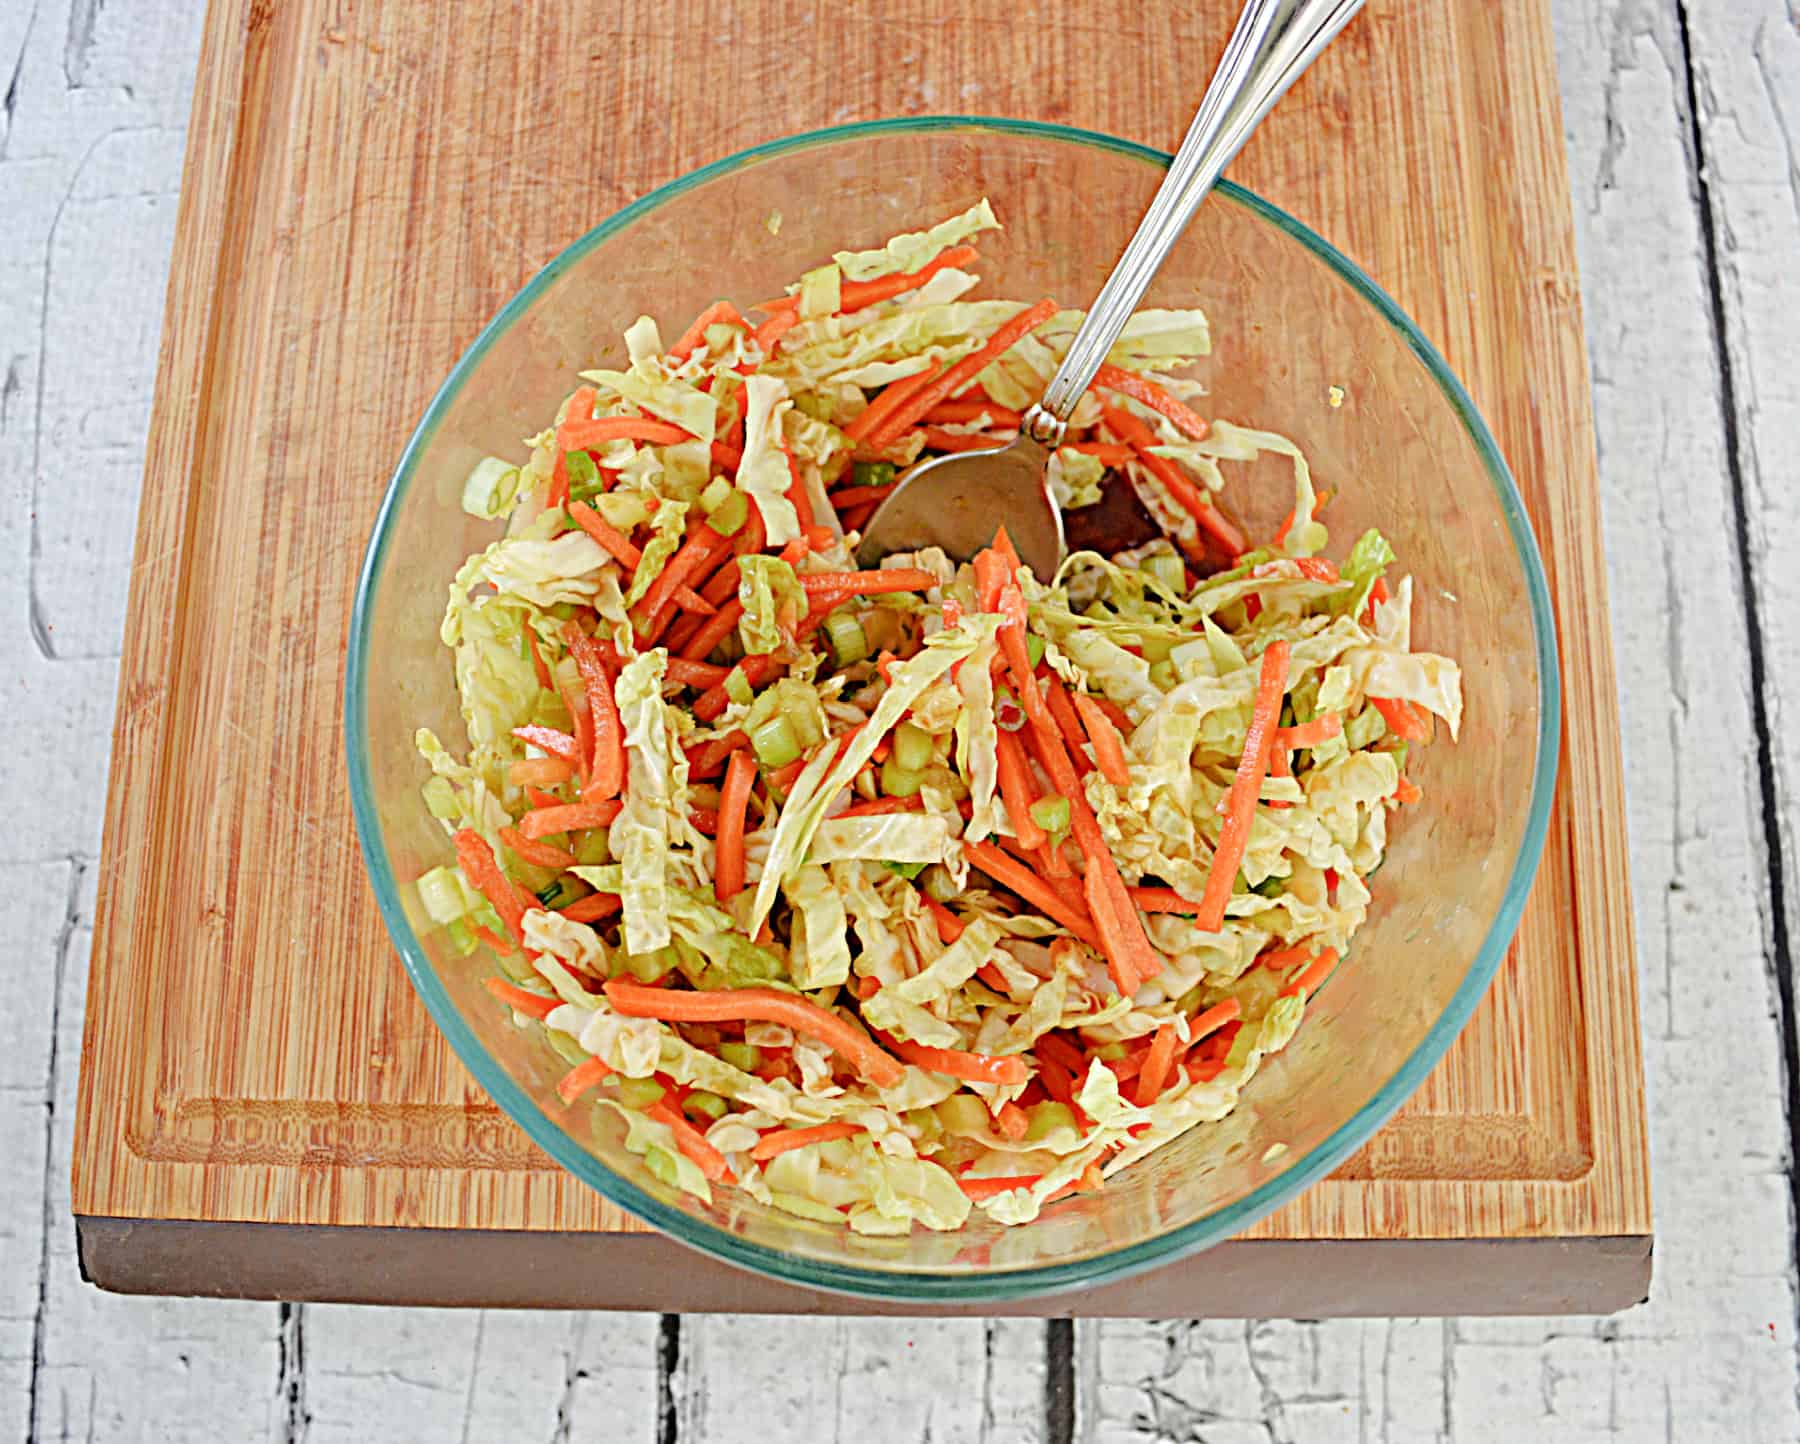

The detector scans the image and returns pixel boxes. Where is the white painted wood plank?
[302,1305,661,1442]
[675,1318,1047,1444]
[1076,2,1800,1440]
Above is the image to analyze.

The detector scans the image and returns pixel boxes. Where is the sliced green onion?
[1024,1101,1076,1143]
[460,456,521,519]
[853,460,897,489]
[881,860,928,880]
[719,1042,762,1073]
[683,1091,729,1122]
[1025,633,1046,668]
[880,757,924,798]
[892,721,933,772]
[1029,795,1071,835]
[707,487,750,536]
[1251,876,1284,898]
[750,714,802,769]
[825,612,868,667]
[617,1077,666,1110]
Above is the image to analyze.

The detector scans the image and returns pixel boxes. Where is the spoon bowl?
[856,434,1062,576]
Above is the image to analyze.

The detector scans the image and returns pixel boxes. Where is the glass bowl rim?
[344,114,1562,1303]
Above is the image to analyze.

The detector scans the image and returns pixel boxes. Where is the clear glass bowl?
[346,119,1558,1302]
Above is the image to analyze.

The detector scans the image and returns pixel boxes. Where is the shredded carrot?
[995,1101,1030,1140]
[512,724,583,767]
[558,415,691,450]
[710,439,745,471]
[838,501,879,534]
[1065,440,1134,465]
[959,1173,1042,1200]
[484,976,558,1020]
[1125,886,1198,914]
[844,361,945,443]
[693,654,781,722]
[558,892,622,923]
[519,800,621,840]
[881,1032,1030,1087]
[1255,943,1316,972]
[827,481,900,511]
[560,678,595,786]
[749,1121,864,1162]
[1080,863,1140,998]
[604,980,906,1088]
[1370,695,1432,742]
[714,749,755,903]
[499,825,577,870]
[524,785,563,810]
[1190,997,1242,1042]
[918,426,1005,453]
[758,244,979,317]
[925,399,1023,428]
[1194,640,1290,932]
[854,975,882,1000]
[1034,1034,1087,1077]
[567,500,713,613]
[1036,1054,1077,1107]
[685,729,750,780]
[677,598,746,663]
[1362,575,1391,627]
[921,892,966,944]
[452,829,531,944]
[1133,1023,1180,1107]
[524,627,554,690]
[1041,680,1094,775]
[1273,713,1342,749]
[646,1099,732,1181]
[1279,947,1341,999]
[797,568,937,597]
[1099,401,1246,555]
[634,522,733,629]
[509,756,574,787]
[994,728,1049,850]
[976,962,1010,994]
[563,625,625,800]
[1267,740,1294,810]
[1093,363,1210,442]
[746,307,801,362]
[963,841,1100,948]
[1074,693,1130,787]
[867,298,1060,446]
[1393,774,1423,806]
[668,300,746,361]
[556,1055,614,1105]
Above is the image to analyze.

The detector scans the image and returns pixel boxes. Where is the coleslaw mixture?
[413,201,1462,1233]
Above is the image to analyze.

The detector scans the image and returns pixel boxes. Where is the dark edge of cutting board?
[77,1215,1651,1317]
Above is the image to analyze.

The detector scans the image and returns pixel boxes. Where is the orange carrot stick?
[557,1055,614,1105]
[668,300,746,361]
[1074,693,1131,787]
[484,977,559,1020]
[1370,696,1431,742]
[557,891,622,923]
[1190,997,1242,1042]
[499,825,577,870]
[693,653,782,722]
[868,299,1060,446]
[519,800,622,840]
[827,481,900,511]
[525,627,554,690]
[646,1099,732,1181]
[1093,363,1210,441]
[1273,713,1342,749]
[1194,640,1290,931]
[924,399,1023,427]
[1081,861,1140,999]
[685,729,750,779]
[634,522,732,628]
[1034,1034,1086,1076]
[567,500,713,613]
[919,426,1005,453]
[1279,947,1340,999]
[993,728,1049,850]
[714,749,756,903]
[749,1121,864,1162]
[797,568,938,596]
[882,1033,1030,1087]
[452,829,531,944]
[604,980,906,1088]
[746,308,801,362]
[995,1101,1030,1140]
[836,795,926,817]
[512,724,583,767]
[1124,886,1199,914]
[920,892,966,944]
[558,416,692,450]
[1133,1023,1180,1107]
[963,841,1101,948]
[1099,401,1246,556]
[756,245,979,316]
[1041,680,1094,776]
[678,598,746,662]
[959,1173,1043,1200]
[1066,440,1134,465]
[844,361,945,443]
[563,625,624,800]
[509,756,575,787]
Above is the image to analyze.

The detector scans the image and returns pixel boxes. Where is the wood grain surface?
[72,0,1650,1273]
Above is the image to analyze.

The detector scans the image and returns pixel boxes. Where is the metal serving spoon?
[858,0,1364,579]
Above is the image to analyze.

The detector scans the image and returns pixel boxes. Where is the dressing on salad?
[414,201,1462,1233]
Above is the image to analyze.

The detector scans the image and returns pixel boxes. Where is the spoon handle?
[1025,0,1364,440]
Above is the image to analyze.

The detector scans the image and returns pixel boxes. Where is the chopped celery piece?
[699,476,732,514]
[416,866,468,925]
[718,1041,762,1072]
[444,915,478,957]
[1140,550,1186,595]
[934,1094,990,1135]
[617,1077,667,1109]
[725,667,755,707]
[624,946,677,983]
[880,757,924,798]
[1092,1041,1128,1062]
[1025,633,1046,668]
[575,828,611,866]
[1149,659,1178,690]
[707,487,750,536]
[1029,795,1070,834]
[750,714,802,768]
[683,1091,729,1122]
[421,776,458,820]
[565,449,600,498]
[1024,1101,1076,1143]
[825,613,868,667]
[892,721,933,772]
[853,460,896,489]
[643,1144,682,1188]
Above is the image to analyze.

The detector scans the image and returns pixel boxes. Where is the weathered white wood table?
[2,0,1794,1438]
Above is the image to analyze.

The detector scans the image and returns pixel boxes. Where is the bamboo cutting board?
[73,0,1651,1313]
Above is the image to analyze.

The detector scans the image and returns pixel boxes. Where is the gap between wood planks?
[1672,0,1800,1355]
